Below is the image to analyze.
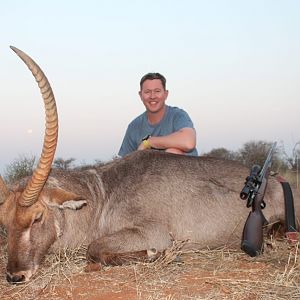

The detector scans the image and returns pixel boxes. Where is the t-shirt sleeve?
[173,109,195,131]
[118,125,137,157]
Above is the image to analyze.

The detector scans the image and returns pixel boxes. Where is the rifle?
[240,142,277,257]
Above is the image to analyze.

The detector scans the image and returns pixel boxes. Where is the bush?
[238,140,287,171]
[4,155,35,184]
[53,158,76,170]
[203,140,288,172]
[203,147,240,161]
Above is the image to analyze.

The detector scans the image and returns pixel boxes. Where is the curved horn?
[0,175,9,205]
[10,46,58,207]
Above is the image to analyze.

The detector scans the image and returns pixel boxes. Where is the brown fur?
[3,45,299,284]
[1,150,299,282]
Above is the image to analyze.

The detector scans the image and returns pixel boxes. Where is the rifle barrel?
[259,142,277,178]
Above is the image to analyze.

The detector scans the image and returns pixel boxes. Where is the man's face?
[139,79,168,113]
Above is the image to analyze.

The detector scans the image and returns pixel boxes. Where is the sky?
[0,0,299,173]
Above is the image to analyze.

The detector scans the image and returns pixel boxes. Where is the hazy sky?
[1,0,299,173]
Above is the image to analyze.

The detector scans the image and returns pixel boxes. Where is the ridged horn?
[10,46,58,207]
[0,175,10,205]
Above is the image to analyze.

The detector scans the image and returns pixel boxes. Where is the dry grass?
[0,242,87,300]
[280,169,299,190]
[0,235,300,300]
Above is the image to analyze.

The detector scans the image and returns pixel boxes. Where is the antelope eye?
[33,212,43,224]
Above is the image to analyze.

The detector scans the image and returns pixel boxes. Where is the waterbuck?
[0,47,299,284]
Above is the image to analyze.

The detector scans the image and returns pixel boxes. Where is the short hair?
[140,73,166,90]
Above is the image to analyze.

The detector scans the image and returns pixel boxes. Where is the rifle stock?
[241,209,268,257]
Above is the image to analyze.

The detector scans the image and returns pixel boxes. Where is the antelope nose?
[6,272,25,284]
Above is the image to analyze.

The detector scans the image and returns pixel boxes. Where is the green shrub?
[4,155,35,184]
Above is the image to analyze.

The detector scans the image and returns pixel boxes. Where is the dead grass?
[0,235,300,300]
[280,170,299,190]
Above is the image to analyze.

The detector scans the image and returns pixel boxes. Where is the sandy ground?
[0,234,299,300]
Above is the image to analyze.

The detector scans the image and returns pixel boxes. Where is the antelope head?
[0,46,60,283]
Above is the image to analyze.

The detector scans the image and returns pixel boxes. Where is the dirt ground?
[0,234,299,300]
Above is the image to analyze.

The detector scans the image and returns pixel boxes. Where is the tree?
[53,158,76,170]
[4,155,35,183]
[238,140,284,170]
[74,159,105,171]
[290,142,300,171]
[203,147,239,161]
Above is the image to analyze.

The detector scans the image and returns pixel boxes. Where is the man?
[118,72,198,157]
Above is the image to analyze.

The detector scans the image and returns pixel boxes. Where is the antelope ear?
[0,176,10,205]
[41,188,87,210]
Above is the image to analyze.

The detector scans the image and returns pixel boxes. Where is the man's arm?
[138,127,196,153]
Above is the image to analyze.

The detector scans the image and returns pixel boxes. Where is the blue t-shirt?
[118,105,198,157]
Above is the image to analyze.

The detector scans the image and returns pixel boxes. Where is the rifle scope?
[240,165,261,200]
